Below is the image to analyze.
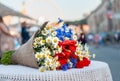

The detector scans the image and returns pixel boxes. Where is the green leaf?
[1,50,14,65]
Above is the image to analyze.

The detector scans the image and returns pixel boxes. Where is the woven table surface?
[0,60,113,81]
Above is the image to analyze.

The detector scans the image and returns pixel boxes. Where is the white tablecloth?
[0,61,113,81]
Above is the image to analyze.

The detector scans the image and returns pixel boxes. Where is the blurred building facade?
[87,0,118,33]
[112,0,120,32]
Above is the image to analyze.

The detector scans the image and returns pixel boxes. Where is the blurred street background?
[0,0,120,81]
[90,44,120,81]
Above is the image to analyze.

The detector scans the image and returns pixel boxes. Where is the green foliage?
[1,51,14,65]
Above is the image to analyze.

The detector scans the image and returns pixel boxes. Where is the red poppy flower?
[83,57,91,66]
[62,49,71,58]
[58,58,68,66]
[54,53,64,58]
[71,53,78,59]
[62,40,76,45]
[69,45,76,52]
[58,40,76,56]
[58,41,63,47]
[76,60,84,68]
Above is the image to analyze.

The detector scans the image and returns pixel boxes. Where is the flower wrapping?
[11,22,48,68]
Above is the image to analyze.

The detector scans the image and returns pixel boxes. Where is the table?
[0,61,113,81]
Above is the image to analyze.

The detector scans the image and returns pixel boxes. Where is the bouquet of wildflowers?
[33,18,95,72]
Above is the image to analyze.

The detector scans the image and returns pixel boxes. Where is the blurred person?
[78,32,86,45]
[78,24,86,45]
[21,21,30,44]
[94,33,100,47]
[114,32,119,43]
[99,35,103,45]
[105,34,111,45]
[0,16,15,58]
[118,32,120,43]
[87,33,94,45]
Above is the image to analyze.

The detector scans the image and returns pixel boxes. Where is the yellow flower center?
[35,39,39,42]
[33,43,37,47]
[39,67,44,72]
[42,55,45,58]
[53,38,58,43]
[46,61,50,66]
[47,38,51,43]
[43,31,46,34]
[51,61,54,64]
[51,67,56,70]
[46,26,51,30]
[37,54,41,58]
[51,29,54,33]
[79,56,83,61]
[42,40,45,43]
[88,55,91,58]
[39,37,43,40]
[46,51,50,55]
[76,51,81,55]
[48,56,53,59]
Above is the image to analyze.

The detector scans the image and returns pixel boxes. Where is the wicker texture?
[0,61,113,81]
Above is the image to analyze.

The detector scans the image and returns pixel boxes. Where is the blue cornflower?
[58,18,63,23]
[64,32,72,40]
[61,63,70,71]
[69,28,73,34]
[62,24,67,30]
[56,28,64,41]
[56,18,74,41]
[70,58,77,68]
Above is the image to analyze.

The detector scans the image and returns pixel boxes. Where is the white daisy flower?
[75,51,81,55]
[52,37,59,45]
[45,50,51,56]
[47,55,53,60]
[87,54,91,59]
[39,66,45,72]
[45,26,51,31]
[73,35,77,40]
[38,37,43,40]
[40,40,46,45]
[41,46,47,51]
[51,66,56,70]
[35,52,42,60]
[33,42,37,48]
[46,36,52,44]
[53,44,59,49]
[50,61,55,67]
[42,30,47,35]
[52,31,57,36]
[78,44,83,50]
[45,60,51,67]
[50,28,55,33]
[34,38,40,43]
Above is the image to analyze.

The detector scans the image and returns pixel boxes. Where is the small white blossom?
[52,37,59,45]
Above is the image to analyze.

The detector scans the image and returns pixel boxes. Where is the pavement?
[90,44,120,81]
